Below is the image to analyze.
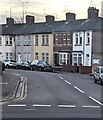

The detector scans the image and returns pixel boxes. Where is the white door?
[86,54,89,66]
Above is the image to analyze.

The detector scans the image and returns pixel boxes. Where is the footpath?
[0,70,21,102]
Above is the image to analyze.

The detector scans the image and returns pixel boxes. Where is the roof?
[73,17,103,32]
[0,17,103,35]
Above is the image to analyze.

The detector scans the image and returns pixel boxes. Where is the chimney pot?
[66,12,76,21]
[45,15,55,23]
[26,15,35,24]
[6,18,14,25]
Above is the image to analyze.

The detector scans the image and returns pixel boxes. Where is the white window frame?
[0,37,2,45]
[59,53,69,65]
[35,35,38,46]
[46,35,49,45]
[67,34,70,45]
[24,36,27,45]
[86,32,90,44]
[42,35,45,45]
[63,34,67,45]
[72,53,82,65]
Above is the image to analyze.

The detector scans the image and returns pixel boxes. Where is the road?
[1,69,103,119]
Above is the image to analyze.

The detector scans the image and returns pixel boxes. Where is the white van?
[94,66,103,85]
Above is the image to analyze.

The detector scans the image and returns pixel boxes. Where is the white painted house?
[72,31,92,66]
[0,35,15,61]
[15,35,34,63]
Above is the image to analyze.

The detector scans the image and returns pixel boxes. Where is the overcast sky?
[0,0,102,23]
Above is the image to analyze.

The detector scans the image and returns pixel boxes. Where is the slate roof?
[0,24,25,35]
[0,17,103,35]
[73,17,103,32]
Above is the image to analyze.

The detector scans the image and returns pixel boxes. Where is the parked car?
[94,66,103,85]
[3,60,16,68]
[15,61,31,70]
[30,60,53,72]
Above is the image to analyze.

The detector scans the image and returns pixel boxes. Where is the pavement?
[0,70,21,102]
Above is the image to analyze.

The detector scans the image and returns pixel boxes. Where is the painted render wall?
[34,34,53,65]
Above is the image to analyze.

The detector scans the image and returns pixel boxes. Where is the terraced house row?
[0,7,103,73]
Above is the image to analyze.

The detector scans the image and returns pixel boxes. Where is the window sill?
[75,44,82,46]
[5,45,12,46]
[23,45,31,46]
[42,44,49,46]
[86,44,90,45]
[35,44,39,46]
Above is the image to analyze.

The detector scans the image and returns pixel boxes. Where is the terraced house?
[0,7,103,73]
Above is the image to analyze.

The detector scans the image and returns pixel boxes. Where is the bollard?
[0,62,3,75]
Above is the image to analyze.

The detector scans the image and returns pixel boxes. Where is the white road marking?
[8,104,26,107]
[74,86,84,94]
[24,109,36,111]
[89,96,103,106]
[82,106,101,108]
[58,105,76,108]
[65,80,71,85]
[59,76,63,80]
[33,104,51,107]
[0,83,8,85]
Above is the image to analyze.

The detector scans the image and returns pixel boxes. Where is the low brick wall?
[62,64,79,73]
[79,65,92,74]
[54,66,62,71]
[54,64,92,74]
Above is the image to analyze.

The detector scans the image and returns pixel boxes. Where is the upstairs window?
[42,35,45,45]
[86,32,90,44]
[67,34,70,45]
[10,37,12,45]
[63,34,67,45]
[79,33,82,45]
[75,33,82,45]
[35,35,38,46]
[24,36,27,45]
[46,35,49,45]
[75,34,78,45]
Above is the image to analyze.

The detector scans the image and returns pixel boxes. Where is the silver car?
[94,66,103,85]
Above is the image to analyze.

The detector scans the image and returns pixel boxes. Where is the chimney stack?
[26,15,35,24]
[88,7,99,19]
[66,12,76,21]
[6,18,14,25]
[45,15,55,23]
